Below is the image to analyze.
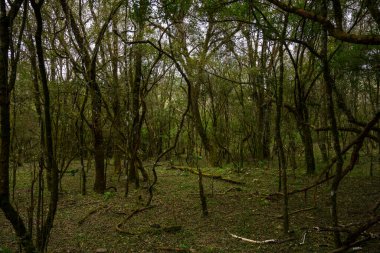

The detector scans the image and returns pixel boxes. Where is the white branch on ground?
[226,229,277,244]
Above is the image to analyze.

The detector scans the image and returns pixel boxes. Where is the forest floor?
[1,156,379,253]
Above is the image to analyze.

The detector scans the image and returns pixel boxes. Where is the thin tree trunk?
[299,121,316,174]
[91,80,106,193]
[76,88,88,195]
[58,0,123,194]
[31,0,59,250]
[276,14,289,234]
[321,0,343,247]
[0,1,35,252]
[111,16,122,175]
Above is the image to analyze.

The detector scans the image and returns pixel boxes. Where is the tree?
[160,0,242,165]
[58,0,123,194]
[0,0,35,251]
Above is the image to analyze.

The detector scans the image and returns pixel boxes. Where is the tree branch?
[265,0,380,45]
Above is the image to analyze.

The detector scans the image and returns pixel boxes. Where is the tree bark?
[111,17,122,175]
[31,0,59,250]
[321,0,344,247]
[276,14,289,234]
[266,0,380,45]
[0,1,36,252]
[58,0,123,193]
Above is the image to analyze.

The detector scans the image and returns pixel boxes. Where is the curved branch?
[266,0,380,45]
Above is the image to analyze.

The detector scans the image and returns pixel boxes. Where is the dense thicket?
[0,0,379,252]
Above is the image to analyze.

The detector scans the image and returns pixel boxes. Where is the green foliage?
[179,243,190,249]
[162,0,192,20]
[332,44,380,72]
[131,0,151,23]
[0,247,12,253]
[103,191,115,201]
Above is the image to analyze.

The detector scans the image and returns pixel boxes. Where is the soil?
[1,158,379,252]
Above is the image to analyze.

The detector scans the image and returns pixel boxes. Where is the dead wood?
[116,205,156,234]
[341,214,380,247]
[162,225,182,233]
[226,229,294,244]
[224,187,243,194]
[277,207,316,218]
[329,236,372,253]
[312,215,380,253]
[170,165,245,185]
[187,187,242,196]
[155,246,195,252]
[78,204,108,225]
[313,226,351,233]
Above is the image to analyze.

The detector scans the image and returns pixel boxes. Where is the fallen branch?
[224,187,243,194]
[277,207,316,218]
[226,229,294,244]
[162,225,182,233]
[155,247,195,252]
[78,204,108,225]
[342,214,380,247]
[170,166,245,185]
[329,236,372,253]
[116,205,156,233]
[288,175,334,196]
[187,187,242,196]
[299,230,308,245]
[313,226,351,233]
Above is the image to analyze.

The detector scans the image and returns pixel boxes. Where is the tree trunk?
[299,121,316,174]
[190,82,214,163]
[91,82,106,194]
[276,14,289,234]
[321,0,344,247]
[111,16,122,175]
[128,36,143,187]
[0,1,35,252]
[31,0,59,250]
[58,0,123,194]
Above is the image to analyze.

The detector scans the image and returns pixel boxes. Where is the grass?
[0,156,379,252]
